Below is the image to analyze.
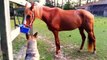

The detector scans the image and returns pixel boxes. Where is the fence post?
[0,0,13,60]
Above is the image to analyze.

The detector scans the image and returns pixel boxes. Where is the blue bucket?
[19,24,30,34]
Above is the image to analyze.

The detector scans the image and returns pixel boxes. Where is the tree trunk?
[54,0,56,6]
[57,0,58,6]
[79,0,81,6]
[62,0,63,8]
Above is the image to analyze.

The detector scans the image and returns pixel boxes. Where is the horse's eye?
[26,15,30,19]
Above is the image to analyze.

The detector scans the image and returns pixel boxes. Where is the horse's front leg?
[52,31,60,55]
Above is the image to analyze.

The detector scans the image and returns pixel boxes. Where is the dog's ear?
[33,32,38,38]
[26,33,30,40]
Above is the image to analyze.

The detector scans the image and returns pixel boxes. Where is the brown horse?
[24,2,96,55]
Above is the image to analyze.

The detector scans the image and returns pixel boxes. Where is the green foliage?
[45,2,54,7]
[63,2,76,10]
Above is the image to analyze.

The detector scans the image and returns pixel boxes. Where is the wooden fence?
[0,0,27,60]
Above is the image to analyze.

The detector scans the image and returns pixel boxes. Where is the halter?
[29,12,35,26]
[24,2,43,28]
[23,9,35,27]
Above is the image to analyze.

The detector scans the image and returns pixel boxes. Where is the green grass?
[32,16,107,60]
[12,34,26,54]
[2,16,106,60]
[37,40,54,60]
[10,18,26,60]
[10,17,26,54]
[0,17,26,59]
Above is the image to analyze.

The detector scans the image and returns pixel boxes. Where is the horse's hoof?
[54,51,63,59]
[54,54,61,59]
[92,51,96,54]
[55,54,59,58]
[78,50,82,52]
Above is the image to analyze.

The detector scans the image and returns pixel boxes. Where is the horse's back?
[77,9,95,32]
[77,9,94,21]
[54,9,83,30]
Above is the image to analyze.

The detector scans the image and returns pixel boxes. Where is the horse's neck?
[41,6,52,23]
[42,6,58,12]
[34,5,43,19]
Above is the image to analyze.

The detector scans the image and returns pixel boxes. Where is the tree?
[61,0,64,8]
[87,0,91,3]
[79,0,82,6]
[63,1,76,10]
[45,1,54,7]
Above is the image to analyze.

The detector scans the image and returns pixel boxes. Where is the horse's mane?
[25,2,43,8]
[42,6,64,13]
[26,2,63,12]
[35,2,43,6]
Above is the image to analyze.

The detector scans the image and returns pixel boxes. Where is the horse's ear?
[25,3,28,9]
[30,2,35,10]
[33,32,38,38]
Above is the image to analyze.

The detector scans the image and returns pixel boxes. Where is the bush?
[45,2,54,7]
[63,2,75,10]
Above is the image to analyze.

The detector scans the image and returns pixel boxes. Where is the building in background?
[89,0,107,16]
[77,0,107,16]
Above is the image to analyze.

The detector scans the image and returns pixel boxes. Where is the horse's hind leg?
[79,28,86,52]
[87,30,96,54]
[93,32,96,54]
[85,22,96,53]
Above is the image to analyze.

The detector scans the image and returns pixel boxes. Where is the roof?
[77,0,107,9]
[77,2,94,9]
[93,0,107,5]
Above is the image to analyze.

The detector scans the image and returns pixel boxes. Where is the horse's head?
[24,2,42,28]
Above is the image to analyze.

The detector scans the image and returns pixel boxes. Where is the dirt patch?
[38,35,98,60]
[14,35,98,60]
[14,45,26,60]
[38,35,70,60]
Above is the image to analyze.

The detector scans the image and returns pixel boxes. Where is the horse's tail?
[78,9,95,52]
[88,29,95,52]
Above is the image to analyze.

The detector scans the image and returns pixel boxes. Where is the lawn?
[32,16,107,60]
[1,16,106,60]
